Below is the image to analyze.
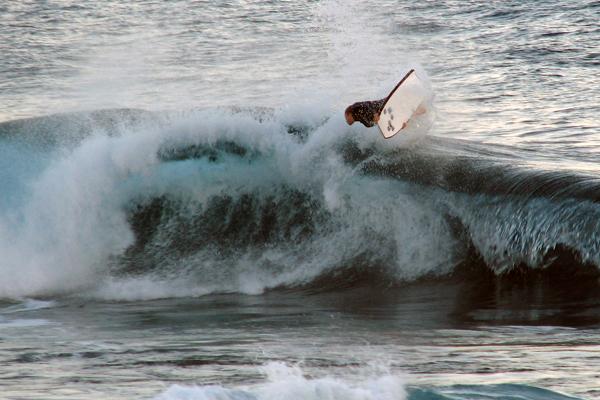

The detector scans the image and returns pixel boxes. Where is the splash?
[154,362,406,400]
[0,103,447,300]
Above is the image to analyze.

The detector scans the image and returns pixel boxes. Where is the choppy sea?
[1,1,599,399]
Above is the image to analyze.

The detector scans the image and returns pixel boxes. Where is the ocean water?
[1,0,599,399]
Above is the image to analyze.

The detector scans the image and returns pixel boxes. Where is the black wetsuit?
[348,98,386,127]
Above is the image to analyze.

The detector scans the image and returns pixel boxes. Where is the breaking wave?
[152,362,582,400]
[0,106,599,300]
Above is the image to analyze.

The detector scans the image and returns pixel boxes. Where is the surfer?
[344,99,386,127]
[345,99,426,128]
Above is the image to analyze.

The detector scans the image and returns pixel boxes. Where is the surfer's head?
[344,106,355,125]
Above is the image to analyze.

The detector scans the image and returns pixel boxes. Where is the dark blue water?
[1,1,599,399]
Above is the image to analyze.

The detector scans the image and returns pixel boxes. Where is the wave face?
[0,107,599,300]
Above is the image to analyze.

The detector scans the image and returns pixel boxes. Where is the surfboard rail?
[378,69,415,114]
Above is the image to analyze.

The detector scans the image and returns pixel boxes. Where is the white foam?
[153,362,406,400]
[0,101,446,300]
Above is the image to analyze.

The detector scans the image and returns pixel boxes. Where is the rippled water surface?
[2,286,599,399]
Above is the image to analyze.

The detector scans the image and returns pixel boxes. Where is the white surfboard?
[377,69,427,139]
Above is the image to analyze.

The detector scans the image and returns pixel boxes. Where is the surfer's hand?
[373,113,380,123]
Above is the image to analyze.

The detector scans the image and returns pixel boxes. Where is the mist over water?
[1,0,599,399]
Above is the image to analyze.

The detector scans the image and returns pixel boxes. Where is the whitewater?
[1,0,599,399]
